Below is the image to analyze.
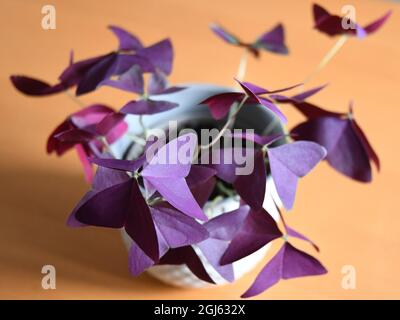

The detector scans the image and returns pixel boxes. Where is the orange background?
[0,0,399,299]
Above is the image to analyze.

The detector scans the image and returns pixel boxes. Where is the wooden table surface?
[0,0,399,299]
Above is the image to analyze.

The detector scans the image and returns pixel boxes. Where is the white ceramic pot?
[113,84,284,288]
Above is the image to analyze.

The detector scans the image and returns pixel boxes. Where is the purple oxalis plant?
[10,3,390,298]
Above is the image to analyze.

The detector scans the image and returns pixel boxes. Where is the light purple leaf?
[147,70,168,95]
[210,23,241,45]
[253,23,288,55]
[137,39,173,75]
[151,206,209,248]
[197,238,234,282]
[142,133,197,178]
[142,133,207,220]
[268,141,327,209]
[286,226,320,252]
[108,25,143,51]
[146,177,207,221]
[128,241,155,276]
[204,205,250,241]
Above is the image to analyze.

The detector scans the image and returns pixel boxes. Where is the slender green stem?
[147,196,164,206]
[235,49,248,84]
[126,132,147,146]
[100,136,117,158]
[64,90,85,108]
[138,115,148,138]
[200,95,248,151]
[303,35,348,86]
[216,181,235,197]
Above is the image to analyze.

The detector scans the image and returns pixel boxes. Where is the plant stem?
[138,115,148,138]
[235,50,248,84]
[64,90,85,108]
[100,136,117,158]
[126,132,147,146]
[303,35,348,86]
[200,95,248,151]
[216,181,236,197]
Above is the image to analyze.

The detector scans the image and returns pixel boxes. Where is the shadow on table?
[0,166,175,294]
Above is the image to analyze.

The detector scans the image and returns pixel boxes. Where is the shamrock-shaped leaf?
[242,242,327,298]
[313,3,391,38]
[108,25,143,51]
[268,141,327,210]
[210,23,289,56]
[221,207,282,265]
[200,79,298,122]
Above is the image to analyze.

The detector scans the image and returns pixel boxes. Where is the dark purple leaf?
[90,155,146,173]
[186,165,217,188]
[76,52,118,95]
[205,147,256,184]
[158,246,215,284]
[189,176,216,208]
[313,3,390,38]
[200,92,244,120]
[241,242,327,298]
[74,178,134,228]
[363,11,392,35]
[221,208,282,265]
[120,99,178,115]
[124,179,159,261]
[234,150,266,210]
[99,65,144,94]
[291,116,373,182]
[10,75,68,96]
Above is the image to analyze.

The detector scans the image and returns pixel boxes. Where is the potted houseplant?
[10,3,390,298]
